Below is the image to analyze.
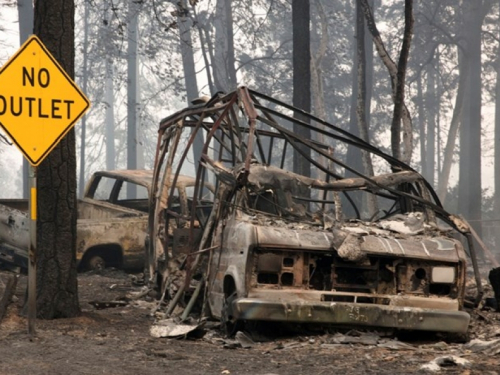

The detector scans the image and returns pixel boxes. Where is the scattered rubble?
[466,338,500,356]
[235,331,255,348]
[420,356,471,372]
[150,318,205,338]
[88,300,128,309]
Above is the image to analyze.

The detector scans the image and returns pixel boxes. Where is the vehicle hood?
[254,224,463,263]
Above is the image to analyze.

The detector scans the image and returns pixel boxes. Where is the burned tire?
[88,255,106,271]
[221,291,243,337]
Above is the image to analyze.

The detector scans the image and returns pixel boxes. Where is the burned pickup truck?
[0,169,153,271]
[149,87,482,335]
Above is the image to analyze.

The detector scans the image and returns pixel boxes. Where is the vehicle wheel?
[88,255,105,271]
[221,291,243,337]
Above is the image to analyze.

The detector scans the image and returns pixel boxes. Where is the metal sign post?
[28,165,37,336]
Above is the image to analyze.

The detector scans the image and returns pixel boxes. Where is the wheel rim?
[221,291,241,337]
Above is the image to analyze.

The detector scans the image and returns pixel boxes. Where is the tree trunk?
[292,0,311,178]
[311,0,328,123]
[390,0,413,163]
[364,0,374,131]
[105,57,116,171]
[18,0,34,199]
[460,0,483,236]
[193,5,215,95]
[224,0,237,88]
[33,0,80,319]
[360,0,413,163]
[458,70,471,215]
[213,0,237,92]
[127,0,142,197]
[311,0,328,181]
[178,0,204,169]
[345,0,373,218]
[355,0,377,216]
[104,5,115,171]
[345,19,364,217]
[417,73,427,179]
[178,1,199,103]
[435,54,442,178]
[425,65,436,187]
[436,56,468,202]
[494,51,500,251]
[78,0,90,197]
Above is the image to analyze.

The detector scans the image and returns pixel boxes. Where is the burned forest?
[2,1,500,373]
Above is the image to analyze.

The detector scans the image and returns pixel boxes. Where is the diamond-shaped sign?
[0,35,90,166]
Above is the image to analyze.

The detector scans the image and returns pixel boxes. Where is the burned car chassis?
[149,87,482,335]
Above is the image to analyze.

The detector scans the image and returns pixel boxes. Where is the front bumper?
[232,291,470,334]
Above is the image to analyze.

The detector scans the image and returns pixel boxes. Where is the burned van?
[149,87,482,335]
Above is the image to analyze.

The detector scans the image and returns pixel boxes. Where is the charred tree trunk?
[360,0,414,163]
[104,57,116,171]
[311,0,328,123]
[355,0,377,216]
[425,65,436,187]
[78,0,90,197]
[345,24,364,217]
[104,5,116,171]
[459,1,483,237]
[390,0,413,163]
[437,56,468,202]
[224,0,237,89]
[466,1,483,238]
[178,0,200,103]
[193,6,215,94]
[495,55,500,253]
[213,0,237,91]
[458,73,471,215]
[346,0,374,172]
[345,0,374,218]
[311,0,328,182]
[18,0,34,199]
[417,72,427,179]
[292,0,311,178]
[34,0,80,319]
[127,0,142,198]
[435,54,442,178]
[177,0,204,169]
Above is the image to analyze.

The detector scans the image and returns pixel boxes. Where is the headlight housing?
[431,266,456,284]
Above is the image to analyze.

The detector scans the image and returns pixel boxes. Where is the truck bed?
[78,198,147,220]
[0,199,28,212]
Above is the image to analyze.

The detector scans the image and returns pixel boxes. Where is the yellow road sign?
[0,35,90,166]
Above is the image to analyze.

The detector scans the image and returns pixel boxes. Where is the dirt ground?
[1,268,500,375]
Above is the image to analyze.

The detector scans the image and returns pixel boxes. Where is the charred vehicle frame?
[149,87,483,335]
